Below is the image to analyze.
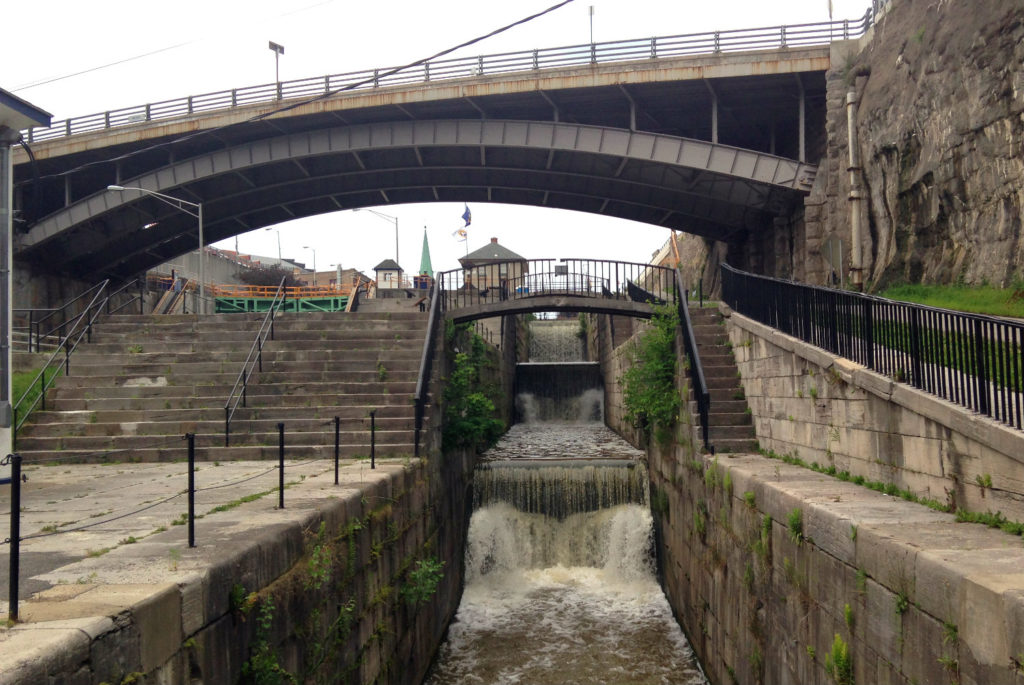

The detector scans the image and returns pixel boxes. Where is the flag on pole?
[462,204,472,227]
[452,228,468,242]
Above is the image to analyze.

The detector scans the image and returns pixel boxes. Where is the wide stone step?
[56,358,425,377]
[52,369,420,388]
[19,414,417,439]
[68,347,425,367]
[49,380,418,400]
[704,375,742,390]
[17,440,416,464]
[71,338,421,355]
[46,390,417,412]
[707,424,757,440]
[24,402,421,425]
[709,438,759,455]
[15,427,417,452]
[706,411,752,427]
[702,364,740,380]
[709,387,746,403]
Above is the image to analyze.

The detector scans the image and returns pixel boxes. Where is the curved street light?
[107,185,206,313]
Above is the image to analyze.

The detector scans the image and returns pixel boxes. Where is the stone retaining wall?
[723,305,1024,523]
[649,443,1024,685]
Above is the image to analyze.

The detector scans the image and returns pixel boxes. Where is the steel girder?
[19,119,816,278]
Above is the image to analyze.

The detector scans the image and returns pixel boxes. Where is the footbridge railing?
[438,258,676,313]
[438,257,712,450]
[21,13,875,143]
[721,264,1024,432]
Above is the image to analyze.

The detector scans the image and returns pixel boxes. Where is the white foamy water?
[425,425,707,685]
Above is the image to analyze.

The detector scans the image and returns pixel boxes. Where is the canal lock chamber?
[423,318,707,684]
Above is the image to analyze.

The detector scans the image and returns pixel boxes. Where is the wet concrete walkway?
[0,456,407,680]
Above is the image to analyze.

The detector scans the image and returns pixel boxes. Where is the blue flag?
[462,204,472,227]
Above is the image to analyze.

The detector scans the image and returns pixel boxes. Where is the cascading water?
[426,334,706,684]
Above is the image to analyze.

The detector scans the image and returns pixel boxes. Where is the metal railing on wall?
[437,258,676,313]
[675,268,712,452]
[21,13,874,143]
[223,277,288,445]
[721,264,1024,432]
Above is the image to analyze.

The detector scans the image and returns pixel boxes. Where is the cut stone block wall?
[721,305,1024,523]
[649,444,1024,685]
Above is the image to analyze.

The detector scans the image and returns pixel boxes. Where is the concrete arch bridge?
[11,13,876,283]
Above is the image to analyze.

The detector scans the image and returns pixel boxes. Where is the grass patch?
[13,365,63,421]
[880,282,1024,319]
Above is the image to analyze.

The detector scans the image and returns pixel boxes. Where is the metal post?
[974,319,990,417]
[278,422,285,509]
[334,416,340,485]
[370,410,376,470]
[198,203,206,314]
[186,433,195,548]
[847,90,865,291]
[8,453,21,622]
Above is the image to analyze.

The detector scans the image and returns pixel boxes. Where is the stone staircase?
[688,305,758,454]
[15,310,429,462]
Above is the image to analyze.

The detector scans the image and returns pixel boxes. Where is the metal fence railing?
[20,12,875,144]
[721,264,1024,432]
[437,258,677,312]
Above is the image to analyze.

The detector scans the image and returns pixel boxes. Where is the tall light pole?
[303,245,316,286]
[268,41,285,86]
[265,227,282,263]
[355,208,399,266]
[107,185,206,313]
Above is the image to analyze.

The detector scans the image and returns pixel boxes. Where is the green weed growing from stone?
[825,633,854,685]
[787,508,804,544]
[621,303,681,445]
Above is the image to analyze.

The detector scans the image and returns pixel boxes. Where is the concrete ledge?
[654,445,1024,684]
[0,461,424,684]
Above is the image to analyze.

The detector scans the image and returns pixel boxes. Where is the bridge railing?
[21,12,874,144]
[437,258,677,313]
[721,264,1024,432]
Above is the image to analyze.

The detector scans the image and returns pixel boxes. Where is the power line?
[20,0,576,185]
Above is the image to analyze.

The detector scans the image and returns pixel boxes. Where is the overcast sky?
[4,0,871,278]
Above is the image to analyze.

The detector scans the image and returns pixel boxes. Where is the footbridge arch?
[437,257,676,323]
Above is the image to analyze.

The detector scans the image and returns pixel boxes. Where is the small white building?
[374,259,403,289]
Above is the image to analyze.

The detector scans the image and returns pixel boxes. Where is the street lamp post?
[268,42,285,87]
[107,185,206,313]
[303,245,316,286]
[355,208,399,266]
[265,227,282,263]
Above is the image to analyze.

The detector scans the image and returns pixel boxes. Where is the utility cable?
[20,0,576,186]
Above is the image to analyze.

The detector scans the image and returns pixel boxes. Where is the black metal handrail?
[223,276,288,446]
[675,268,712,452]
[12,280,112,440]
[414,283,441,457]
[721,263,1024,432]
[104,277,145,316]
[20,13,875,144]
[14,280,108,353]
[437,258,676,312]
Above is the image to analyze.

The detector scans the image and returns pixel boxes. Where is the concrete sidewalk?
[0,457,398,607]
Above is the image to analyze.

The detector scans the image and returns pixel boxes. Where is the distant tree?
[235,265,301,288]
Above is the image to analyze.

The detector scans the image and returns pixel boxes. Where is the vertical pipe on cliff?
[846,90,865,291]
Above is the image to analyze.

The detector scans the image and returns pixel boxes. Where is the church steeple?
[419,228,433,276]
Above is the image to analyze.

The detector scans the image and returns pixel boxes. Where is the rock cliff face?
[683,0,1024,294]
[820,0,1024,289]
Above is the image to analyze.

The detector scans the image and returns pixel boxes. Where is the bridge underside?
[18,119,816,280]
[14,57,827,281]
[447,294,655,323]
